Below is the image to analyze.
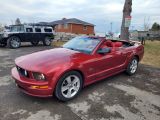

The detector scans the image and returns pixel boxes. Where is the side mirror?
[97,48,111,54]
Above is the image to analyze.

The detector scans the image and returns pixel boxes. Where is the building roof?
[50,18,94,26]
[30,22,51,26]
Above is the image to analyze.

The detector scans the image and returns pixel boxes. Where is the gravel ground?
[0,44,160,120]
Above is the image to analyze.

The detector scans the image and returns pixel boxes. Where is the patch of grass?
[141,40,160,68]
[52,41,66,47]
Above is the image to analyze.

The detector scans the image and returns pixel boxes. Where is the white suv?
[0,24,55,49]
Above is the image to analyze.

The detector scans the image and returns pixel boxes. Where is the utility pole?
[110,22,112,32]
[120,0,132,40]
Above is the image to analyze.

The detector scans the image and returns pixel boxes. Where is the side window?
[44,28,52,33]
[26,28,33,32]
[35,28,41,32]
[18,26,24,32]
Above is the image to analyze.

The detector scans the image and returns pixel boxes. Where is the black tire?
[7,36,21,49]
[55,71,83,101]
[43,36,52,46]
[31,41,39,46]
[126,57,138,75]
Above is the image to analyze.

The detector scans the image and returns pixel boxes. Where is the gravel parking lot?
[0,44,160,120]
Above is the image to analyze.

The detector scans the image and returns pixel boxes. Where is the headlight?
[32,72,46,81]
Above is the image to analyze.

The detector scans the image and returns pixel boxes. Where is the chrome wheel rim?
[45,37,51,45]
[61,75,80,98]
[11,37,20,48]
[130,59,138,74]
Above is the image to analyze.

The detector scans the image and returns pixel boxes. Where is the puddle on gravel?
[109,83,160,120]
[68,101,91,114]
[67,101,91,120]
[20,110,61,120]
[88,91,105,104]
[109,84,160,107]
[11,109,27,115]
[104,104,142,120]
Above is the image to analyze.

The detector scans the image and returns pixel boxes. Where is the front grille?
[16,66,30,78]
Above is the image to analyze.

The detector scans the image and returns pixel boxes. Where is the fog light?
[30,85,48,89]
[39,86,48,89]
[30,86,39,89]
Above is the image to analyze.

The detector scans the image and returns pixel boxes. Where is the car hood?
[15,48,84,72]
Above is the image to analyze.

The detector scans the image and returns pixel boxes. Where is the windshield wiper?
[64,47,77,51]
[71,48,90,54]
[65,47,76,51]
[64,47,89,54]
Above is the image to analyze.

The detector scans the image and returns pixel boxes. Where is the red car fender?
[123,50,137,68]
[49,64,85,92]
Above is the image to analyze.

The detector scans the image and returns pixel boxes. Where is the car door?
[90,47,127,80]
[111,47,127,68]
[82,51,115,83]
[93,52,117,79]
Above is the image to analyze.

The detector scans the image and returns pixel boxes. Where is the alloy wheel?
[44,37,51,46]
[10,37,20,48]
[130,59,138,74]
[61,75,80,98]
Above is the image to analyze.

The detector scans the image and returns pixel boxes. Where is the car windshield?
[10,25,24,32]
[63,37,101,54]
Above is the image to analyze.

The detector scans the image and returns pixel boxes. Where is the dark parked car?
[0,24,55,48]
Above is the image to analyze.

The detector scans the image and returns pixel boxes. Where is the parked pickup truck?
[0,24,55,49]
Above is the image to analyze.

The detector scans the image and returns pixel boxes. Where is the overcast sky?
[0,0,159,33]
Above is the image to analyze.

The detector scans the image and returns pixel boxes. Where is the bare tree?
[120,0,132,40]
[144,17,150,31]
[0,23,4,32]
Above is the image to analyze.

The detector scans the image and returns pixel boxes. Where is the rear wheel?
[7,36,21,49]
[43,36,52,46]
[126,57,138,75]
[55,71,83,101]
[31,40,39,46]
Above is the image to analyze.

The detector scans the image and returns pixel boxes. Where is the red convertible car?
[12,36,144,101]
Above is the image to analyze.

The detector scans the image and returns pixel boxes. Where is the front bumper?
[0,37,7,43]
[11,67,53,97]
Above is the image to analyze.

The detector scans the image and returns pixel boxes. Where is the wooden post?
[120,0,132,40]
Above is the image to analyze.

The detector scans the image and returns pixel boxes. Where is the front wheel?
[126,57,138,75]
[43,37,52,46]
[7,36,21,49]
[55,71,83,101]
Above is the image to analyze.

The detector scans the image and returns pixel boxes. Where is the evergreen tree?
[15,18,21,25]
[151,22,160,31]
